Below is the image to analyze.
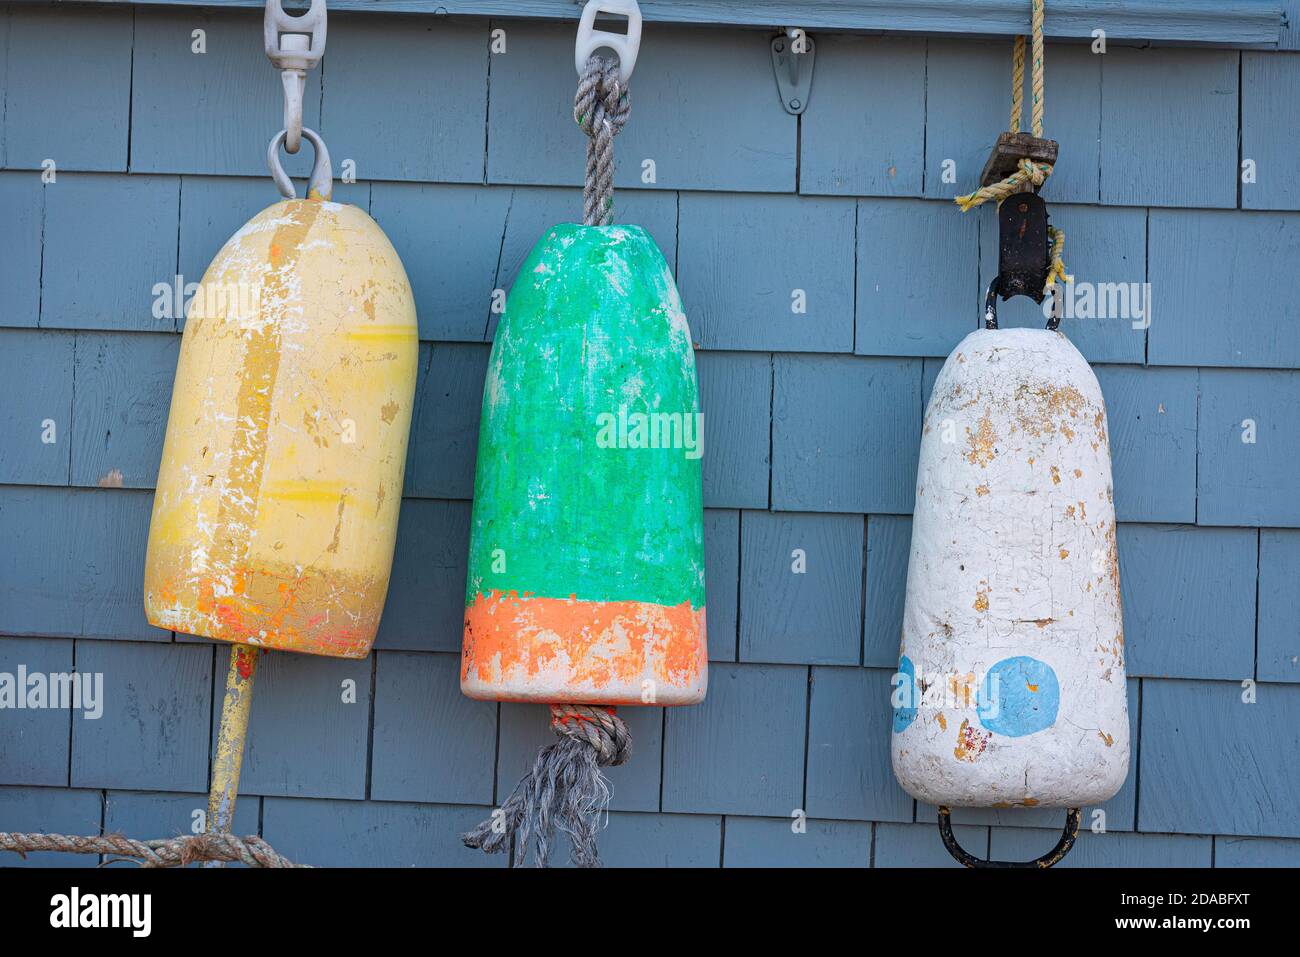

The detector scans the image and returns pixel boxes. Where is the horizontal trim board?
[31,1,1285,46]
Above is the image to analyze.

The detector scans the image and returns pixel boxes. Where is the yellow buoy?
[144,149,417,660]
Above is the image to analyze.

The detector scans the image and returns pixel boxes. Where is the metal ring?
[984,275,1065,332]
[938,806,1080,868]
[266,127,333,201]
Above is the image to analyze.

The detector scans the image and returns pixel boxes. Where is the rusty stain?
[965,412,998,467]
[937,712,947,731]
[1050,465,1061,485]
[947,671,977,707]
[380,400,400,424]
[98,468,124,488]
[1098,731,1114,746]
[325,494,347,554]
[953,719,991,762]
[973,588,989,613]
[303,406,330,448]
[975,483,990,497]
[1011,382,1088,439]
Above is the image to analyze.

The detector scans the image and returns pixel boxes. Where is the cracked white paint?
[891,328,1130,808]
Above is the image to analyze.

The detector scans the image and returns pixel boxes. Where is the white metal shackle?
[265,0,328,154]
[267,127,333,201]
[574,0,642,85]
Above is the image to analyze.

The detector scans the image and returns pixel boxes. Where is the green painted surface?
[466,223,705,609]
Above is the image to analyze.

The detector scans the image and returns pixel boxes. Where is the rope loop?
[955,157,1053,212]
[574,54,631,226]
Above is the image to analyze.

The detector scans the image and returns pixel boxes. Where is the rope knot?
[1018,157,1049,187]
[574,55,631,227]
[955,159,1053,212]
[549,703,631,766]
[463,701,635,866]
[574,56,630,140]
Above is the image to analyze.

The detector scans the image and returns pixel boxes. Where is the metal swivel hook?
[264,0,327,155]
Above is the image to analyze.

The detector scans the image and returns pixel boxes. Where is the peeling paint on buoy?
[891,328,1129,808]
[143,199,418,659]
[461,224,707,706]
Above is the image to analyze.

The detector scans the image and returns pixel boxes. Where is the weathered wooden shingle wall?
[2,4,1299,867]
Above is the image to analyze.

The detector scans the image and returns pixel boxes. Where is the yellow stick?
[206,643,259,866]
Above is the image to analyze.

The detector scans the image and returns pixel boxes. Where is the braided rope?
[0,831,306,868]
[1045,224,1071,295]
[957,2,1067,295]
[1010,34,1025,132]
[1031,0,1045,137]
[574,55,631,227]
[957,0,1053,213]
[463,704,631,867]
[550,703,633,764]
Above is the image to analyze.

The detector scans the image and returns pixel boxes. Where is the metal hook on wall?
[575,0,643,85]
[771,26,815,114]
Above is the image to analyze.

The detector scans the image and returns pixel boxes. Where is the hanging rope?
[1046,224,1071,293]
[574,54,631,226]
[956,0,1068,297]
[463,704,631,867]
[0,831,306,868]
[1010,34,1025,133]
[957,0,1049,211]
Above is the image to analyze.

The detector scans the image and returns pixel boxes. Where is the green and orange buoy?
[461,223,707,866]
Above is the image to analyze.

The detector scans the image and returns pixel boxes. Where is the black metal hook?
[938,805,1080,868]
[983,276,1062,332]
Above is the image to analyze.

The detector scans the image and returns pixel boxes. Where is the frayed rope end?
[463,704,631,868]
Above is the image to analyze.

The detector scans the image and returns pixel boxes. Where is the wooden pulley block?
[979,130,1059,187]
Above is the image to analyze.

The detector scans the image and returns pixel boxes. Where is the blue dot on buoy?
[977,656,1059,737]
[892,655,918,732]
